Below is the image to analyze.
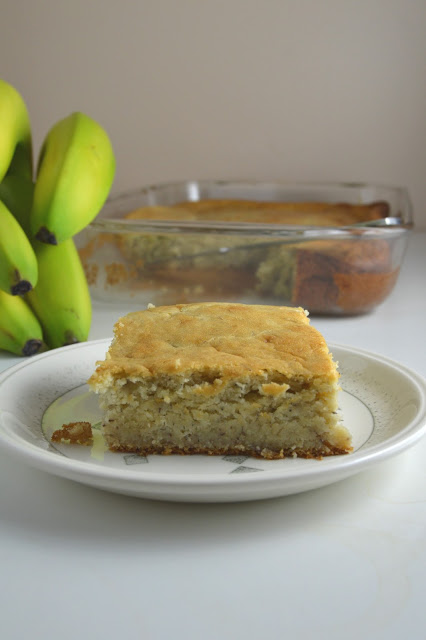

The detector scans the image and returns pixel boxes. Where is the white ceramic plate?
[0,339,425,502]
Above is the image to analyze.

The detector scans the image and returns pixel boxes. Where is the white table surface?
[0,232,425,640]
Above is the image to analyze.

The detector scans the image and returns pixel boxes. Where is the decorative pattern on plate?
[124,454,149,465]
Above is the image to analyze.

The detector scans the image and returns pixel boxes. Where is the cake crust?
[106,442,351,459]
[125,199,388,226]
[89,303,337,384]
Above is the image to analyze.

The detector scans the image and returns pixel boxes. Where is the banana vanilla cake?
[111,199,393,314]
[88,303,352,459]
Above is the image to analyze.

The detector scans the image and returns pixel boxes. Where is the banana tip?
[64,331,81,346]
[35,227,58,245]
[11,280,33,296]
[22,339,45,357]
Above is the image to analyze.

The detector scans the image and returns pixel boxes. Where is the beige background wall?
[2,0,425,227]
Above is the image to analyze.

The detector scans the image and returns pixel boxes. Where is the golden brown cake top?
[125,199,389,226]
[89,303,338,384]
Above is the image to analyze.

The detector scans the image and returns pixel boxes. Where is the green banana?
[0,199,38,295]
[0,78,33,182]
[31,111,115,244]
[0,174,34,235]
[0,289,44,356]
[26,238,92,349]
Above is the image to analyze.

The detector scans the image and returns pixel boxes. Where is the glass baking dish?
[75,180,413,315]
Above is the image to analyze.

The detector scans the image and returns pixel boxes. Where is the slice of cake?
[88,302,352,459]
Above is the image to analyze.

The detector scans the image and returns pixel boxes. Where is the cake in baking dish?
[88,302,352,459]
[119,198,389,265]
[114,199,393,314]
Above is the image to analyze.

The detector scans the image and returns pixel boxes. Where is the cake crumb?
[51,421,93,445]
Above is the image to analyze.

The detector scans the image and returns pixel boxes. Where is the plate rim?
[0,338,425,490]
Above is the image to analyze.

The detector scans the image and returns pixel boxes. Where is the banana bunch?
[0,78,115,356]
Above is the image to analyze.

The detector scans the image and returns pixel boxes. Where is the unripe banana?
[0,174,34,235]
[0,289,44,356]
[26,238,92,349]
[31,111,115,244]
[0,200,38,295]
[0,78,33,181]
